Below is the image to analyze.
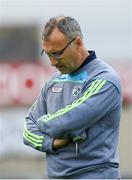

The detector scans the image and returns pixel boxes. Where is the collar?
[72,51,97,73]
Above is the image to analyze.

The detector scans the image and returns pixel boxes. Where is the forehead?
[43,28,68,52]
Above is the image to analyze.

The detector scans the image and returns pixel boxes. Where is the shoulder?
[46,71,61,84]
[86,58,122,93]
[39,71,61,93]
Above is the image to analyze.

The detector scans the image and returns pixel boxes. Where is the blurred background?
[0,0,132,178]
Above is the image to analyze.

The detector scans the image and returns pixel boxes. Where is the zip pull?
[75,142,79,156]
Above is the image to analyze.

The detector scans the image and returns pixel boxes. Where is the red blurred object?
[0,62,132,106]
[0,62,54,106]
[110,62,132,105]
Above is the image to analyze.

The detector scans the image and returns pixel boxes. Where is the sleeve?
[23,84,54,153]
[37,79,121,139]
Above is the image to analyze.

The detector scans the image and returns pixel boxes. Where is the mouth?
[56,65,64,70]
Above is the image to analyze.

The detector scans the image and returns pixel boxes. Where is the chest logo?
[72,86,81,96]
[52,86,62,93]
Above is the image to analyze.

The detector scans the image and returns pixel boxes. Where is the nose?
[50,57,58,66]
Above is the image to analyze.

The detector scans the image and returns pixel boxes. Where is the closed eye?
[46,51,63,59]
[49,51,62,56]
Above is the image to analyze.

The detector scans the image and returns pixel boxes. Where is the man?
[23,16,122,179]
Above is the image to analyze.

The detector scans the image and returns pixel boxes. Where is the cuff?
[42,135,56,154]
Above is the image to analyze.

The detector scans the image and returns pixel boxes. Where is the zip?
[75,142,79,156]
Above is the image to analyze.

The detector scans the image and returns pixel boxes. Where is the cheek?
[61,51,76,66]
[66,59,76,70]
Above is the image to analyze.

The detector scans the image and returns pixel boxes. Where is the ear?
[75,36,83,48]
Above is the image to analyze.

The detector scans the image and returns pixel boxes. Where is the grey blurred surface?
[119,106,132,178]
[0,158,47,179]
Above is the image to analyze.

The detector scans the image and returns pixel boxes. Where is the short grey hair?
[42,16,83,41]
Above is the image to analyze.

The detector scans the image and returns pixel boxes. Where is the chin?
[58,68,73,74]
[58,68,67,74]
[60,70,70,74]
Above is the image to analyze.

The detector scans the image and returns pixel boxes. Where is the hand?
[53,138,71,150]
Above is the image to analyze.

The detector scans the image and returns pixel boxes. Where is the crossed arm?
[23,80,120,153]
[23,84,72,152]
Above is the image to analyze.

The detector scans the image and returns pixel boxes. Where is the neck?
[71,49,89,74]
[80,49,89,64]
